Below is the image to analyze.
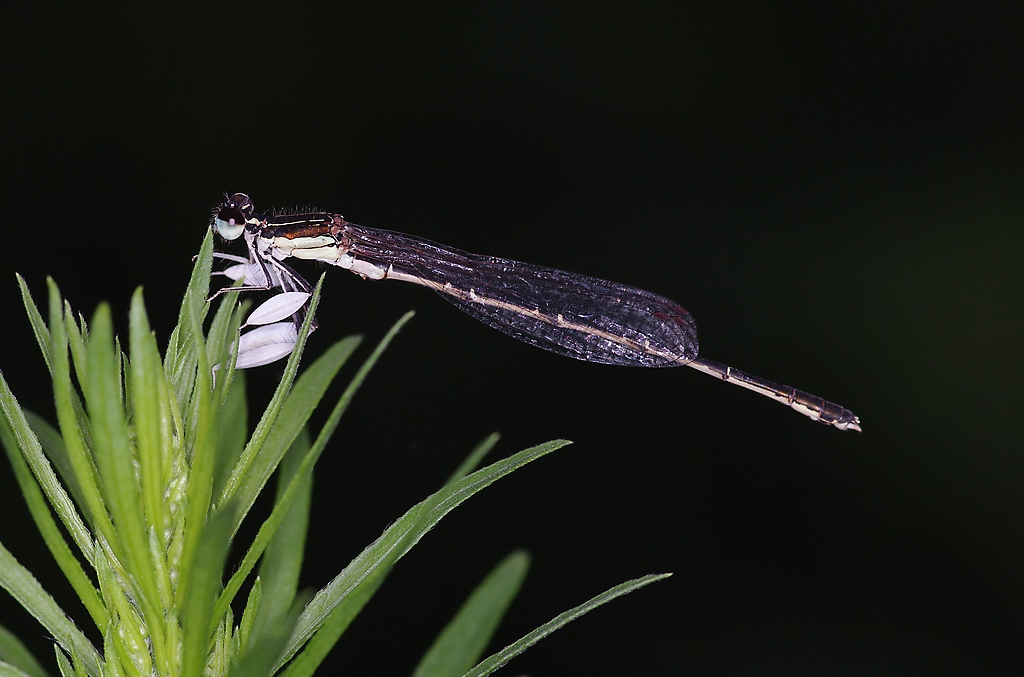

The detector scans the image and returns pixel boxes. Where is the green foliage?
[0,231,668,676]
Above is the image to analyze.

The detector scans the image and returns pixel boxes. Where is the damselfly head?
[212,192,256,241]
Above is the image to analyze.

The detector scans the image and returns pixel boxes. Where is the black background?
[2,5,1023,675]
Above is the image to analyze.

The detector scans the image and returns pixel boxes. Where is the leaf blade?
[0,542,101,677]
[464,573,673,677]
[413,550,530,677]
[276,438,572,674]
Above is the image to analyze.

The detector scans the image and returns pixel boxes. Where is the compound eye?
[227,193,255,218]
[213,205,247,240]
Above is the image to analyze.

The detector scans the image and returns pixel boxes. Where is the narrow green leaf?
[94,546,148,676]
[277,560,386,677]
[59,643,88,677]
[0,542,101,677]
[0,660,37,677]
[24,412,84,513]
[210,299,250,412]
[97,628,117,677]
[0,367,96,572]
[217,276,324,512]
[63,303,88,392]
[127,297,182,668]
[204,281,248,408]
[212,370,248,499]
[207,335,364,627]
[250,429,313,646]
[164,229,215,407]
[464,573,672,677]
[444,433,500,487]
[56,305,95,479]
[413,550,530,677]
[0,662,39,677]
[225,332,359,536]
[51,647,74,677]
[235,577,263,656]
[310,312,415,439]
[205,614,233,677]
[211,316,412,632]
[276,438,572,674]
[15,275,50,371]
[127,288,175,608]
[85,303,162,636]
[0,623,50,677]
[228,596,306,677]
[45,279,110,563]
[0,416,106,630]
[180,505,235,677]
[175,277,219,613]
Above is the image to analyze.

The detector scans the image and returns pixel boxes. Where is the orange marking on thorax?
[277,223,333,239]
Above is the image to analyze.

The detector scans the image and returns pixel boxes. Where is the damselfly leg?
[209,194,319,368]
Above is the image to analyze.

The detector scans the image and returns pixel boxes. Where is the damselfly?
[211,193,861,432]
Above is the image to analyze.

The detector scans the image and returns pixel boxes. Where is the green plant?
[0,231,669,676]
